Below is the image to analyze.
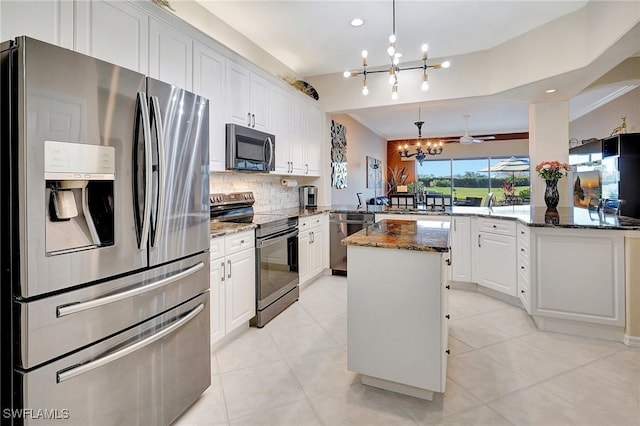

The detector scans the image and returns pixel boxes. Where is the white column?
[528,102,570,208]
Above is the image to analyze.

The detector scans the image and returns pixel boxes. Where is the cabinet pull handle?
[305,163,308,174]
[252,113,256,128]
[454,219,456,231]
[247,112,251,126]
[445,285,450,290]
[521,248,525,252]
[478,234,481,247]
[240,239,245,244]
[221,262,225,282]
[445,314,450,319]
[492,225,497,228]
[445,349,450,355]
[227,259,232,279]
[521,266,525,270]
[521,289,525,294]
[446,258,451,266]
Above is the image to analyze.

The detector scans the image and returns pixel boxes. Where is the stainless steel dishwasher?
[329,212,375,275]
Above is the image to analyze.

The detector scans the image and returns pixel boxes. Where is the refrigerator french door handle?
[137,92,153,250]
[57,303,205,383]
[56,262,205,317]
[150,96,165,248]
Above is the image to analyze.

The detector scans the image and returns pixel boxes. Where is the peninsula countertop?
[341,219,450,252]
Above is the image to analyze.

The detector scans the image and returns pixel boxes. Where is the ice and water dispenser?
[44,140,115,254]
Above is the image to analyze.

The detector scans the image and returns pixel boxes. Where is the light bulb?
[416,141,421,147]
[392,89,398,100]
[343,71,351,78]
[387,45,395,57]
[362,86,369,95]
[393,56,400,65]
[404,144,408,150]
[421,81,429,91]
[441,61,451,68]
[361,50,368,58]
[421,44,428,53]
[389,34,396,43]
[388,75,395,85]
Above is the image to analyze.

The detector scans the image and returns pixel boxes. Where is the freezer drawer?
[15,292,210,426]
[16,252,209,369]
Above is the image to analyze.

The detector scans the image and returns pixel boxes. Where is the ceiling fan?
[445,115,496,145]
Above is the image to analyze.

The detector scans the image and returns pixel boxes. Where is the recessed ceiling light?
[546,89,557,93]
[350,18,364,27]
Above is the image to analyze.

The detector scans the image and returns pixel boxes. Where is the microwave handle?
[265,137,274,169]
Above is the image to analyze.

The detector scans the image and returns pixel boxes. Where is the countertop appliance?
[299,185,318,209]
[329,211,375,275]
[226,123,275,172]
[210,192,299,327]
[1,36,210,425]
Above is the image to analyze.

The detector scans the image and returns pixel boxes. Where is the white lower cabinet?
[450,217,472,282]
[210,229,255,346]
[298,213,327,285]
[473,218,517,297]
[516,223,531,313]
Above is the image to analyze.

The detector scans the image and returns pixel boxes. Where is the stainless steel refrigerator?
[1,36,210,425]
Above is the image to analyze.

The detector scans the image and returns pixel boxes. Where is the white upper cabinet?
[193,41,226,172]
[225,61,271,132]
[74,0,149,73]
[149,18,192,90]
[271,86,292,174]
[304,101,323,176]
[0,0,73,49]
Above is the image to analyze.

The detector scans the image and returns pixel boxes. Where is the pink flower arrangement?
[535,160,571,180]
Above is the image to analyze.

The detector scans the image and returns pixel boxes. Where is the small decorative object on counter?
[610,116,627,136]
[536,160,571,209]
[544,208,560,225]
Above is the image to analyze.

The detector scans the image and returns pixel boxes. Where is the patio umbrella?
[479,157,530,174]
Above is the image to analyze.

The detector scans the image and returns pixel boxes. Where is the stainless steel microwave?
[226,124,275,172]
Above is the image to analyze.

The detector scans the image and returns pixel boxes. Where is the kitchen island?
[342,220,450,400]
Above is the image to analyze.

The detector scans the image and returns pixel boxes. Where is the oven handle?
[257,229,299,248]
[56,262,205,317]
[57,303,205,383]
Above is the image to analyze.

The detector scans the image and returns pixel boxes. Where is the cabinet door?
[304,101,323,176]
[451,217,472,282]
[0,0,73,48]
[250,72,271,132]
[74,0,148,73]
[226,61,251,127]
[193,42,226,172]
[476,232,517,296]
[289,96,306,175]
[210,259,225,345]
[310,227,325,277]
[149,18,192,90]
[298,232,311,285]
[225,249,256,332]
[270,87,291,174]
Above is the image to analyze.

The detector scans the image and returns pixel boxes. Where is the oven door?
[256,228,299,309]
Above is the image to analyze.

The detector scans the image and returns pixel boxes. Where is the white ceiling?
[194,0,637,140]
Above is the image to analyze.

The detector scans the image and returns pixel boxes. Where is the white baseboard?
[623,334,640,347]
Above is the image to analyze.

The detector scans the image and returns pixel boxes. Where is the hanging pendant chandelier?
[343,0,450,99]
[398,108,443,165]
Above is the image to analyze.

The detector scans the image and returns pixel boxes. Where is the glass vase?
[544,179,559,209]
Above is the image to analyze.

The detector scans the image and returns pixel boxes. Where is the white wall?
[330,115,387,205]
[570,86,640,141]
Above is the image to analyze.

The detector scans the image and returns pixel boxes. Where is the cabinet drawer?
[225,230,255,255]
[478,218,516,236]
[210,236,224,260]
[309,214,324,229]
[299,217,310,232]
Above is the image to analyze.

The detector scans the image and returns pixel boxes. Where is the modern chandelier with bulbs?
[398,108,443,165]
[343,0,450,99]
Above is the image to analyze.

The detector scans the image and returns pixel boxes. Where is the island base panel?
[361,375,435,401]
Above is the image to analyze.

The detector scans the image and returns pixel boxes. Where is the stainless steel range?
[210,193,299,328]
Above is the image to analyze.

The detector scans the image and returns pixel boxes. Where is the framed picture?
[573,170,601,208]
[366,156,382,189]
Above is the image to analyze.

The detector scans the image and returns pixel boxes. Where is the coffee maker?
[299,185,318,209]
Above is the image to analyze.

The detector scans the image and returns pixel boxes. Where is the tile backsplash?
[209,172,299,212]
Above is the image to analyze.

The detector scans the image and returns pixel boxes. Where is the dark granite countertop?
[342,219,450,252]
[210,221,256,237]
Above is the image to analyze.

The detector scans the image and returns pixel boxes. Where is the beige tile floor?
[174,275,640,426]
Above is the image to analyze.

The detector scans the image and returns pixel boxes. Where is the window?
[415,156,530,207]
